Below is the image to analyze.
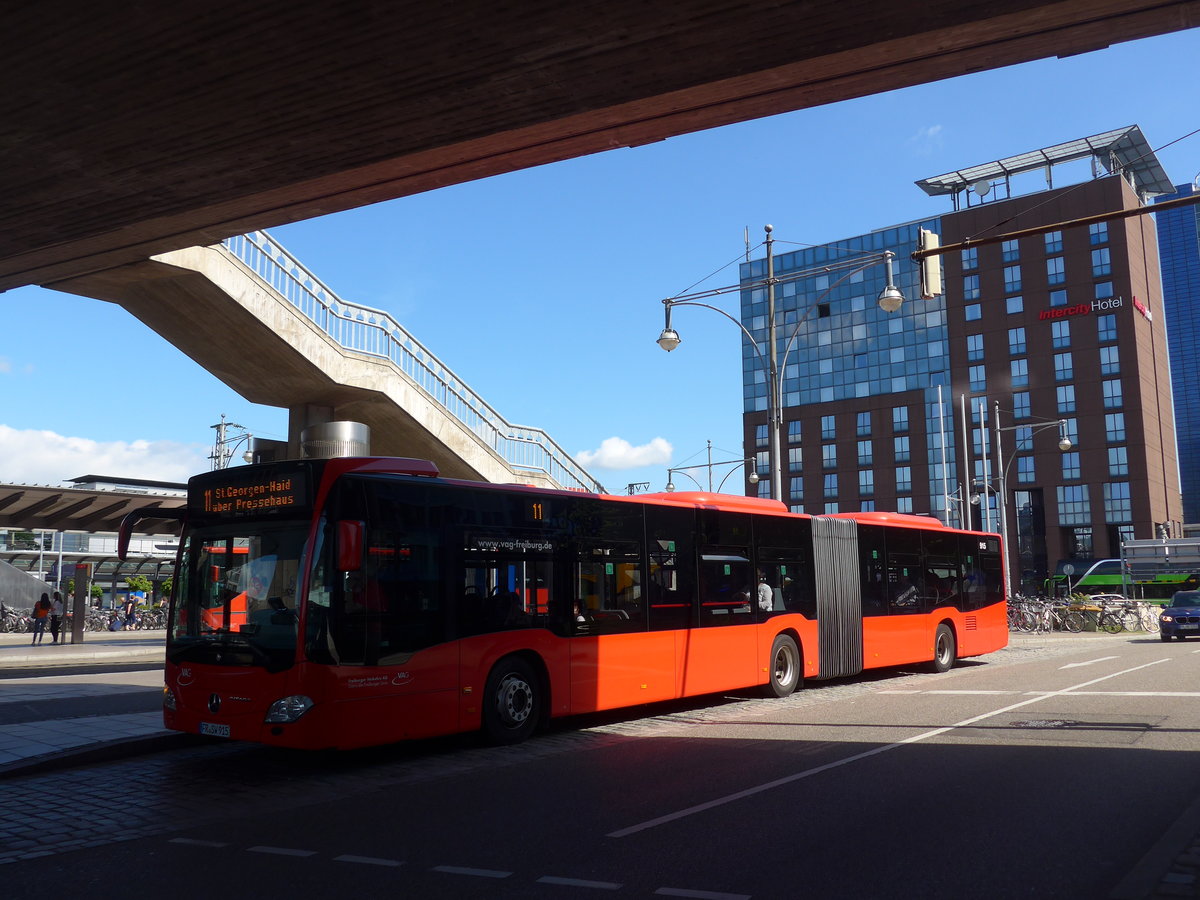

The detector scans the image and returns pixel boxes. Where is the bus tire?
[766,634,802,697]
[482,656,540,745]
[930,624,956,673]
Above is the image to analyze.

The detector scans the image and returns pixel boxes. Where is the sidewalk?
[0,629,181,776]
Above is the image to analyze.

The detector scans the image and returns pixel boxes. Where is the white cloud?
[0,425,208,485]
[908,124,944,155]
[577,436,673,470]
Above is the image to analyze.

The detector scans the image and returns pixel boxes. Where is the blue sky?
[3,29,1199,493]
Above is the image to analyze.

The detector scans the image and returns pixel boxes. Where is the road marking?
[537,876,623,890]
[334,854,404,867]
[432,865,512,878]
[1060,656,1120,669]
[609,658,1171,838]
[655,889,752,900]
[169,838,227,847]
[248,845,317,857]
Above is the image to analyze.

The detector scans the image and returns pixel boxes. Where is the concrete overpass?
[4,2,1198,293]
[51,232,602,491]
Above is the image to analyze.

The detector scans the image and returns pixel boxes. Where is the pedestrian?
[122,594,137,630]
[49,590,64,644]
[30,593,51,645]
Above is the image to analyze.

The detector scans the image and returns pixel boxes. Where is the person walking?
[122,595,137,630]
[30,593,51,645]
[49,590,64,644]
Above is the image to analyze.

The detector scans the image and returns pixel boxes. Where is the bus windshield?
[170,523,308,670]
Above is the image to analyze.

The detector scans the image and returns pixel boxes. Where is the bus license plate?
[200,722,231,738]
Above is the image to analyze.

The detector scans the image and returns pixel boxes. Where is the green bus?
[1047,559,1200,602]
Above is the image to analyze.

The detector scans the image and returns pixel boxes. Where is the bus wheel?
[482,657,540,745]
[766,634,801,697]
[930,625,956,673]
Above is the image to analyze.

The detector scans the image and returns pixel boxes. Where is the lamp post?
[657,226,904,502]
[209,414,255,470]
[664,441,760,493]
[990,401,1073,599]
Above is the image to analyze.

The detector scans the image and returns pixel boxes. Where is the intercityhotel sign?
[1038,295,1153,322]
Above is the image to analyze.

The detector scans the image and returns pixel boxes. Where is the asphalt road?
[3,634,1198,899]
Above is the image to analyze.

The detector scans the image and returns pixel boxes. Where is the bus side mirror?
[336,520,364,572]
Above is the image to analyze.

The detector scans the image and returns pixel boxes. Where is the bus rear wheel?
[930,624,956,673]
[766,634,802,697]
[482,656,540,745]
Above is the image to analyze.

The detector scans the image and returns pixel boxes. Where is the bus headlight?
[265,695,314,723]
[163,687,177,711]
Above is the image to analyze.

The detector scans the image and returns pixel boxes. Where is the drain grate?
[1010,719,1078,729]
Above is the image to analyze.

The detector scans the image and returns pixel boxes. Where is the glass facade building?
[1155,181,1200,524]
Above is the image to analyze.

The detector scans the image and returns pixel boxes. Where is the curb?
[0,732,204,779]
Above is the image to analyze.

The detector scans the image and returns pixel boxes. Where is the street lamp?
[991,401,1073,599]
[657,225,905,501]
[209,414,255,470]
[664,441,759,493]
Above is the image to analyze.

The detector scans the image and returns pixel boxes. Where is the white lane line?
[168,838,227,847]
[248,846,317,857]
[334,854,404,867]
[1055,691,1200,697]
[1060,656,1120,669]
[920,690,1015,695]
[537,875,623,890]
[608,658,1170,838]
[655,888,752,899]
[432,865,512,878]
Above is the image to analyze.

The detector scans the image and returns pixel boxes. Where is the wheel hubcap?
[774,648,794,684]
[497,674,532,726]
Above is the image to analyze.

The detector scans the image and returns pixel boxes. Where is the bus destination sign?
[193,472,309,517]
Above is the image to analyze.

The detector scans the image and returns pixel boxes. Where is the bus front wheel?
[930,624,956,673]
[482,656,540,745]
[766,634,802,697]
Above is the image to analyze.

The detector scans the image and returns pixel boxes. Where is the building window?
[1006,295,1024,314]
[1014,425,1033,452]
[859,470,874,497]
[1097,314,1117,342]
[857,411,871,436]
[895,466,912,493]
[787,420,802,444]
[1105,413,1126,443]
[756,450,770,474]
[1011,357,1029,388]
[1054,352,1073,381]
[788,447,803,473]
[962,247,978,270]
[1057,384,1076,413]
[1100,346,1120,375]
[755,424,769,448]
[965,303,981,321]
[964,274,980,300]
[966,333,984,361]
[1013,392,1031,420]
[824,502,839,513]
[1103,379,1123,409]
[1051,320,1070,349]
[1070,527,1094,558]
[1045,231,1063,254]
[1004,265,1022,293]
[1061,451,1081,480]
[1092,247,1111,277]
[894,436,910,463]
[1095,281,1113,299]
[1049,289,1068,308]
[1047,257,1066,285]
[893,406,909,432]
[1108,446,1129,476]
[789,476,803,502]
[1002,239,1020,262]
[1090,221,1108,245]
[824,473,838,499]
[1017,456,1035,484]
[1057,484,1091,525]
[821,415,836,440]
[1104,482,1132,522]
[822,444,837,469]
[860,500,875,512]
[1062,418,1078,446]
[969,364,987,392]
[896,497,913,514]
[1007,327,1026,355]
[757,479,771,499]
[857,440,872,466]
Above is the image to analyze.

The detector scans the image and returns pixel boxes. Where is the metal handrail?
[220,231,604,493]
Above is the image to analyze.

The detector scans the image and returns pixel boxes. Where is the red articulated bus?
[122,455,1007,750]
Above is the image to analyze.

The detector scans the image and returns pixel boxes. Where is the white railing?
[221,231,604,494]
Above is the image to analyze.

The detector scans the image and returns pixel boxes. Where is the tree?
[126,575,153,594]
